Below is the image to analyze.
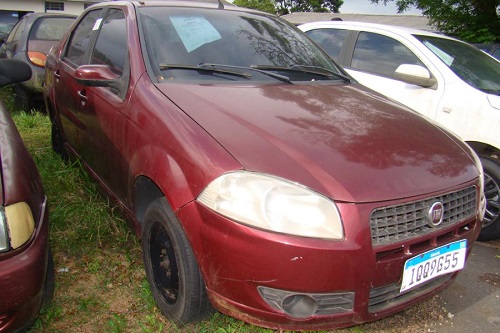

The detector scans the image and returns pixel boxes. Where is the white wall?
[0,0,105,15]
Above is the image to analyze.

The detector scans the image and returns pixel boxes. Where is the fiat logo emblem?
[427,202,444,227]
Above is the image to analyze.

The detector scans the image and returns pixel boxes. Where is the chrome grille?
[370,186,476,246]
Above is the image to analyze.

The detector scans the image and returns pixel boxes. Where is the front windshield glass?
[414,34,500,95]
[139,7,342,83]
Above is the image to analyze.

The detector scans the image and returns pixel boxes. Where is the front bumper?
[177,181,482,331]
[0,197,49,332]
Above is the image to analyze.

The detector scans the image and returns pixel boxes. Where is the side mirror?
[0,59,32,87]
[74,64,120,87]
[394,64,437,89]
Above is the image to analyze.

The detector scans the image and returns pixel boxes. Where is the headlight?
[197,171,344,239]
[0,202,35,252]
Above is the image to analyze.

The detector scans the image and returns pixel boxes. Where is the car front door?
[343,31,445,120]
[79,8,130,203]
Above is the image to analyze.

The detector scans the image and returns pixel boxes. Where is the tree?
[233,0,276,14]
[274,1,344,15]
[371,0,500,43]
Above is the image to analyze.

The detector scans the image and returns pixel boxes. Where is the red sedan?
[43,1,485,330]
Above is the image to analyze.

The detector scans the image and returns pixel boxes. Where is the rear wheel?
[478,157,500,241]
[14,84,33,113]
[51,119,68,160]
[141,197,212,325]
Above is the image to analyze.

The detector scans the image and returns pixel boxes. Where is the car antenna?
[218,0,224,9]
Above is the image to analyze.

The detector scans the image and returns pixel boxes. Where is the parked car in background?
[299,21,500,241]
[44,1,484,331]
[0,13,76,112]
[473,43,500,60]
[0,59,54,332]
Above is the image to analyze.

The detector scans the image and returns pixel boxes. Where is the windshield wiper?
[159,63,252,79]
[251,64,351,83]
[198,63,292,84]
[159,63,293,83]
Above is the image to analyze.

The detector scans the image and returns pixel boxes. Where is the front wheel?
[478,157,500,241]
[141,197,213,325]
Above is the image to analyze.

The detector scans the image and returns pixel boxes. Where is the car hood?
[157,82,478,203]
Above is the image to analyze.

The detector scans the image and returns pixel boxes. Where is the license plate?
[400,240,467,293]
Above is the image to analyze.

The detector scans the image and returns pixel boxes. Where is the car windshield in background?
[139,7,342,82]
[414,35,500,95]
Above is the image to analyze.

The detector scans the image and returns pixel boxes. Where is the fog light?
[258,286,354,318]
[282,294,318,318]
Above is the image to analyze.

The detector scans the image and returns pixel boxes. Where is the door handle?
[54,70,61,81]
[78,89,88,105]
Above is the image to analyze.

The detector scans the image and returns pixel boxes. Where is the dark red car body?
[0,59,53,333]
[43,1,484,330]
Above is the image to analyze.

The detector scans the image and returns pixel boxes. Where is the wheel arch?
[129,146,207,234]
[466,141,499,161]
[132,175,164,228]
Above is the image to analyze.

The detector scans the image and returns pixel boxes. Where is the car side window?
[91,9,127,75]
[29,17,75,41]
[305,28,349,61]
[351,32,425,78]
[7,18,26,43]
[65,9,102,66]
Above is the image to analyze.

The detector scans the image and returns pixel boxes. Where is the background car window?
[305,28,348,61]
[414,35,500,93]
[492,49,500,60]
[91,9,126,75]
[29,17,74,41]
[65,10,101,66]
[351,32,424,78]
[7,18,26,43]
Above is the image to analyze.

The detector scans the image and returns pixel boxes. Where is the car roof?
[299,20,457,41]
[92,0,236,9]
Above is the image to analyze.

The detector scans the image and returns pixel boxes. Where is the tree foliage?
[233,1,344,15]
[274,1,344,14]
[371,0,500,42]
[233,0,276,14]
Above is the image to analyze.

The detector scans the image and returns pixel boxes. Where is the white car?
[299,21,500,241]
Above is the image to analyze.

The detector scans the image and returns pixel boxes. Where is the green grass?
[0,86,446,333]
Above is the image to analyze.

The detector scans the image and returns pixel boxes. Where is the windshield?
[414,35,500,95]
[139,7,343,83]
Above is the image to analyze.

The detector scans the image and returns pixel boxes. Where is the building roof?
[282,12,434,31]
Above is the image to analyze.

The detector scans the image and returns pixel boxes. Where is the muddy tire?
[141,197,212,325]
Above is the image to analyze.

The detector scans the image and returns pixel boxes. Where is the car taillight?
[28,51,47,67]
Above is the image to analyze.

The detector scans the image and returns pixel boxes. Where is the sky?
[340,0,423,15]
